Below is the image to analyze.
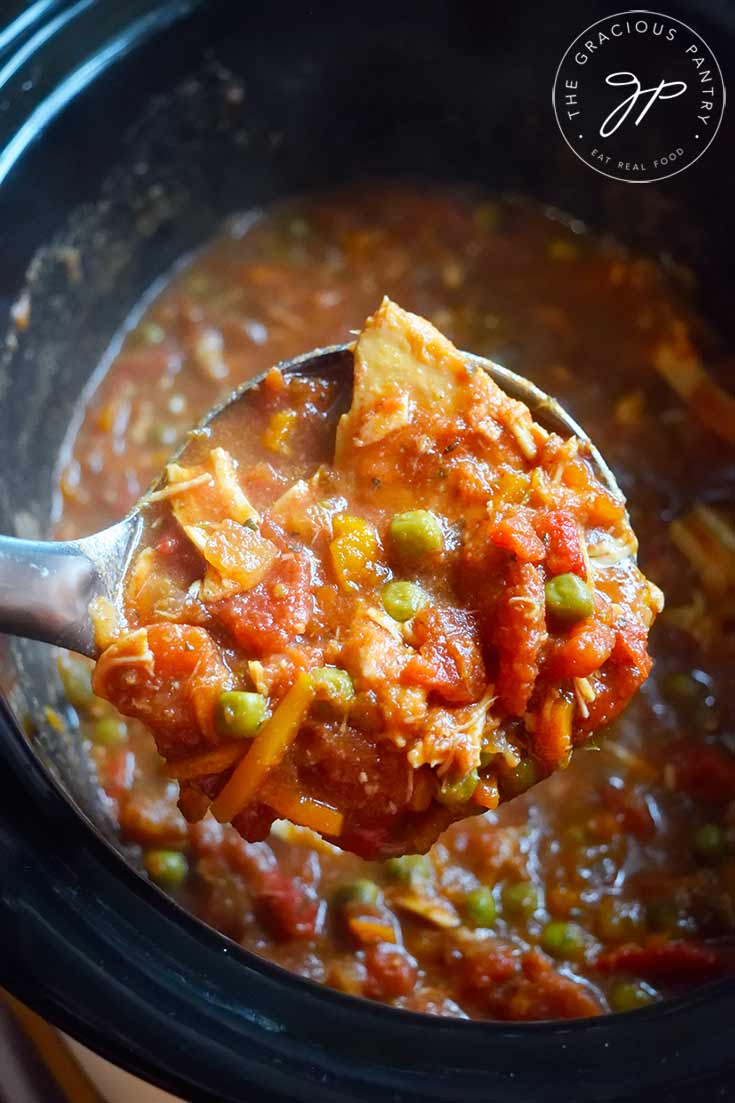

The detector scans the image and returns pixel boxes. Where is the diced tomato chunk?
[493,561,547,715]
[459,942,601,1020]
[364,944,419,999]
[337,822,393,861]
[459,941,519,992]
[611,623,652,675]
[215,552,313,655]
[489,508,546,563]
[403,606,486,705]
[544,621,615,680]
[119,792,189,848]
[508,950,602,1020]
[93,623,227,757]
[231,802,279,845]
[595,941,735,984]
[537,510,586,577]
[578,657,649,734]
[253,869,319,941]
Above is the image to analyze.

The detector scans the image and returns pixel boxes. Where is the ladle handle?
[0,517,140,657]
[0,535,101,656]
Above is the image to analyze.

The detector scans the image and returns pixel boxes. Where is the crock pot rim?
[1,2,734,1099]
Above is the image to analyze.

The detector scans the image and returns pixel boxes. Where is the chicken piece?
[152,447,270,599]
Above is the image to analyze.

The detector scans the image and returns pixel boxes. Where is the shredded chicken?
[573,675,597,719]
[587,536,637,566]
[408,689,497,777]
[146,472,214,503]
[551,439,580,485]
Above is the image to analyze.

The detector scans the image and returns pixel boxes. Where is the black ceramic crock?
[0,2,734,1099]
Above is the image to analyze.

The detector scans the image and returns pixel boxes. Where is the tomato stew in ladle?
[88,297,661,860]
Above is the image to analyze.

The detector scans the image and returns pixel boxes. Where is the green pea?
[499,757,538,799]
[463,886,496,928]
[540,920,587,961]
[389,510,444,562]
[608,979,657,1013]
[334,879,381,908]
[437,769,479,807]
[216,691,269,739]
[385,854,432,883]
[381,580,427,622]
[501,880,539,919]
[140,321,165,345]
[310,667,355,708]
[545,573,594,623]
[693,823,728,862]
[91,715,127,747]
[144,849,188,888]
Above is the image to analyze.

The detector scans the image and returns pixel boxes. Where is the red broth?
[54,186,735,1020]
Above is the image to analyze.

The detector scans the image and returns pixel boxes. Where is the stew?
[89,297,661,859]
[53,186,735,1020]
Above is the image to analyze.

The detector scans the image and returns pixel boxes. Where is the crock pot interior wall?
[0,0,733,923]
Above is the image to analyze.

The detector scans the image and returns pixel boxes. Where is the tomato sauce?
[54,185,735,1020]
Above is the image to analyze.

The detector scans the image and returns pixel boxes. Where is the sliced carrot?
[347,916,397,945]
[166,741,247,781]
[261,778,344,836]
[211,673,315,824]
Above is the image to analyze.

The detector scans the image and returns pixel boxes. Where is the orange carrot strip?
[211,672,315,824]
[166,742,247,781]
[347,916,397,945]
[472,776,500,810]
[261,778,344,836]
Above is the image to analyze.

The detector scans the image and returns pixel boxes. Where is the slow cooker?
[0,1,733,1099]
